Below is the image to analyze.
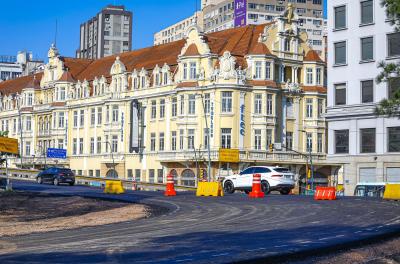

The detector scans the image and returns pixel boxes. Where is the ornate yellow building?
[0,9,336,191]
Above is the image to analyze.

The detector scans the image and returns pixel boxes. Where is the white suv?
[222,166,295,195]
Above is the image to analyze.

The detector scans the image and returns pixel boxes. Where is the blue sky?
[0,0,327,61]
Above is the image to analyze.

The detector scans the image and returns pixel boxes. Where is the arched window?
[106,169,118,179]
[181,169,196,187]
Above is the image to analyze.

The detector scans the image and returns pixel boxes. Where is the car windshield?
[59,169,73,174]
[273,168,290,173]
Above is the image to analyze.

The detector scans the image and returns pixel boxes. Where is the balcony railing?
[157,149,326,163]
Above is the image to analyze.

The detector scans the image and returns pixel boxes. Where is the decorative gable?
[180,25,210,57]
[110,56,126,75]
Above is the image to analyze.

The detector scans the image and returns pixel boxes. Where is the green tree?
[375,0,400,117]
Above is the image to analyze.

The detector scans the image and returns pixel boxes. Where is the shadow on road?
[1,223,400,264]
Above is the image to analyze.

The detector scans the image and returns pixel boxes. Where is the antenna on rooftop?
[194,0,199,24]
[54,19,58,47]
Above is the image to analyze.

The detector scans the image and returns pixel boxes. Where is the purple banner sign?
[234,0,247,27]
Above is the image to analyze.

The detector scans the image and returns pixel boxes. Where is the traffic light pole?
[5,153,10,191]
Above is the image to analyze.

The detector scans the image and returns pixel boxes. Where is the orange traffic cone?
[249,173,265,198]
[164,173,177,196]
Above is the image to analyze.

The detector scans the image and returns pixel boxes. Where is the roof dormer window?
[141,76,146,88]
[155,73,160,86]
[284,38,290,52]
[163,72,168,85]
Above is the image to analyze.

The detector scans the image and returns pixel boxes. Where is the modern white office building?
[326,0,400,195]
[0,52,44,82]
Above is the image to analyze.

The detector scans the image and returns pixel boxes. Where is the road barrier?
[196,182,224,197]
[104,180,125,194]
[164,173,177,196]
[249,174,265,198]
[383,184,400,200]
[0,168,198,192]
[314,187,336,201]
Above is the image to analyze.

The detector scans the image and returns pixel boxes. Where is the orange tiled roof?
[248,80,278,88]
[51,102,66,107]
[302,85,327,93]
[248,41,272,56]
[304,50,324,63]
[0,73,43,96]
[59,70,76,82]
[0,22,325,96]
[183,44,200,56]
[176,82,198,88]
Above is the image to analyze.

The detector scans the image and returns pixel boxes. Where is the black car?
[36,167,75,186]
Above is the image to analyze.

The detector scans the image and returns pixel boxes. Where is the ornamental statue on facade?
[284,79,302,95]
[219,51,237,80]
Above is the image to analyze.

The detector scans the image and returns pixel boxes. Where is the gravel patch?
[284,235,400,264]
[0,191,149,237]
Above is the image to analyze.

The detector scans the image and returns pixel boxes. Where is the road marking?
[175,258,194,262]
[354,231,362,234]
[247,247,266,252]
[212,253,229,257]
[274,245,288,248]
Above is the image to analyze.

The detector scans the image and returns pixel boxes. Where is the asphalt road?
[1,181,400,264]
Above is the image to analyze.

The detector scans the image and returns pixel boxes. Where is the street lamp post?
[37,145,47,169]
[198,93,211,182]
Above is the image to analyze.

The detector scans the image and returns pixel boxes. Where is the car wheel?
[244,190,250,194]
[69,182,75,186]
[261,181,270,194]
[37,177,42,184]
[280,189,291,195]
[53,178,59,186]
[224,181,235,194]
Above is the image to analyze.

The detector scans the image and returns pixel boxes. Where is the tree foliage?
[375,0,400,117]
[381,0,400,31]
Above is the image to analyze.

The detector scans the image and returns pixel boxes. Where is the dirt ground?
[0,191,148,237]
[284,236,400,264]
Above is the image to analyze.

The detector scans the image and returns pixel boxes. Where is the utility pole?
[105,141,116,178]
[298,130,315,195]
[199,93,211,182]
[13,94,23,169]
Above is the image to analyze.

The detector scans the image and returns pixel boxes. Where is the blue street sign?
[47,148,67,159]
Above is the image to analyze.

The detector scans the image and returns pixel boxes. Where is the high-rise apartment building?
[76,5,133,59]
[154,0,326,59]
[326,0,400,195]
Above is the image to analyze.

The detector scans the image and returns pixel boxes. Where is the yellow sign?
[219,149,239,163]
[0,137,19,155]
